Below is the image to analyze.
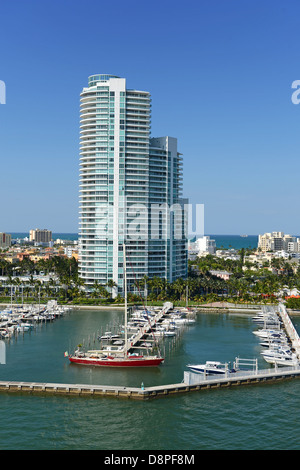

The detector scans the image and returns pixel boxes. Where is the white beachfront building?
[188,235,216,260]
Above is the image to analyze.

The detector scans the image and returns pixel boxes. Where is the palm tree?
[24,286,31,299]
[151,276,163,297]
[172,278,186,301]
[0,259,10,276]
[106,279,117,298]
[91,280,102,297]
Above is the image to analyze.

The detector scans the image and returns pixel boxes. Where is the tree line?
[1,250,300,306]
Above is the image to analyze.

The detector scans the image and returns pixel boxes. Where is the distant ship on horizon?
[240,234,248,237]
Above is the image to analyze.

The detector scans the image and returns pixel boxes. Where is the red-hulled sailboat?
[68,244,164,367]
[68,352,164,367]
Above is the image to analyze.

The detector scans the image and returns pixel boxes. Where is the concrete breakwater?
[0,364,300,400]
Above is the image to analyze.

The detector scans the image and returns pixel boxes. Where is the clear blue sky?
[0,0,300,235]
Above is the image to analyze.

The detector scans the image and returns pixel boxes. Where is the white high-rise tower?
[79,75,187,294]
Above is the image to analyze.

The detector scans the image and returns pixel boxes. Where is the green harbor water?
[0,308,299,450]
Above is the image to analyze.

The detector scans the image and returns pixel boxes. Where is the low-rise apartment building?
[29,229,52,244]
[0,233,11,249]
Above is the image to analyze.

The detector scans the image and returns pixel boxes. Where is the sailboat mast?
[123,243,128,355]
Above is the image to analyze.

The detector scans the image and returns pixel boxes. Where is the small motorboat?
[260,339,289,348]
[162,330,176,337]
[261,346,296,359]
[261,352,299,366]
[253,329,285,339]
[187,361,236,375]
[252,315,281,325]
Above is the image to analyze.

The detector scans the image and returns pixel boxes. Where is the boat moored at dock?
[68,350,164,367]
[187,361,237,375]
[252,305,300,368]
[68,244,165,368]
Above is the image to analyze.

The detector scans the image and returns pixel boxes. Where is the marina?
[67,245,195,368]
[67,301,194,367]
[0,304,299,450]
[0,301,72,340]
[0,302,299,400]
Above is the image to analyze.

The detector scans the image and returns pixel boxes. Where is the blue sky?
[0,0,300,235]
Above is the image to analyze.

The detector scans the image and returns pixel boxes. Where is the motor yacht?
[187,361,237,375]
[261,347,298,366]
[253,329,285,339]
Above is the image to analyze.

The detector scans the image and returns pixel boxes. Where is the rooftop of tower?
[88,74,120,87]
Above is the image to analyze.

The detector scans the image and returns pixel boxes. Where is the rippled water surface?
[0,308,299,450]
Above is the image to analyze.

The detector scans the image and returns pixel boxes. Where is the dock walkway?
[125,302,173,351]
[278,303,300,358]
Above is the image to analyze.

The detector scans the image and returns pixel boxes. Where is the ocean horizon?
[11,232,79,242]
[209,234,258,249]
[10,232,259,250]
